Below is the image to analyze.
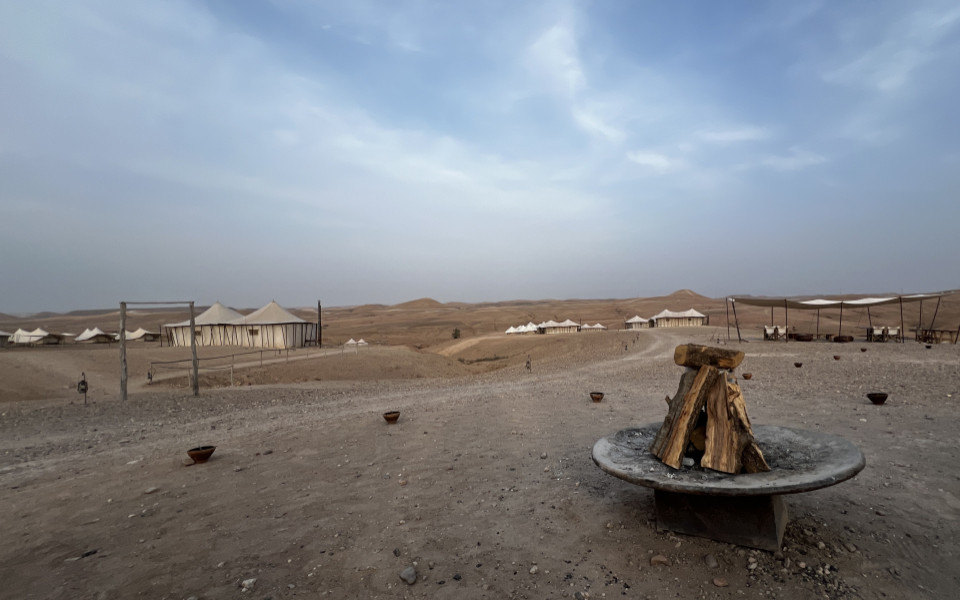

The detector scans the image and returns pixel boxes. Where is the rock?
[650,554,670,566]
[844,542,857,553]
[529,565,539,574]
[540,452,548,459]
[400,566,418,585]
[712,577,729,587]
[704,554,719,569]
[144,487,159,494]
[817,541,826,550]
[574,592,589,600]
[240,578,256,591]
[682,457,695,467]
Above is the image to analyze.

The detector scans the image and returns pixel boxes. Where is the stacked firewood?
[649,345,770,474]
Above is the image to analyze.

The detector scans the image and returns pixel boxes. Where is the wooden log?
[701,375,744,473]
[674,344,745,370]
[741,441,770,474]
[650,365,720,469]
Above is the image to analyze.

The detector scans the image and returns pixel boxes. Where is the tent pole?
[190,302,199,396]
[930,296,942,332]
[732,300,742,343]
[770,306,773,325]
[784,300,789,342]
[725,298,731,341]
[918,299,923,341]
[899,297,905,344]
[867,307,872,329]
[839,303,843,337]
[120,302,127,402]
[816,309,820,340]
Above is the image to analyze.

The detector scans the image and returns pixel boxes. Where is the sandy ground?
[1,327,959,599]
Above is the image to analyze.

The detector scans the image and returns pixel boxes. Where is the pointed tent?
[77,327,115,343]
[232,301,317,349]
[625,315,650,330]
[163,301,246,347]
[650,308,707,328]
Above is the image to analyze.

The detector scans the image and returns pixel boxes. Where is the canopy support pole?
[899,297,905,344]
[816,309,820,340]
[784,300,789,342]
[838,303,843,337]
[867,307,872,329]
[918,300,924,341]
[725,298,731,341]
[930,296,941,332]
[732,300,742,343]
[190,302,199,396]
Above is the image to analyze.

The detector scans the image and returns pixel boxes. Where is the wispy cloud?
[524,16,624,142]
[757,148,826,171]
[626,151,682,172]
[822,4,960,91]
[696,127,770,144]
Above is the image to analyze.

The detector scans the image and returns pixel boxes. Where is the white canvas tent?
[651,308,707,328]
[625,315,650,330]
[232,301,317,349]
[9,328,65,345]
[124,328,160,342]
[163,301,245,347]
[77,327,115,343]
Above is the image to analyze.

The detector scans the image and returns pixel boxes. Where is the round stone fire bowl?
[593,423,865,496]
[590,392,604,402]
[794,362,803,368]
[833,355,841,361]
[867,393,888,405]
[383,411,401,424]
[187,446,216,464]
[742,373,753,380]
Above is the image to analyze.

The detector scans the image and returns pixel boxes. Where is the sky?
[1,0,959,313]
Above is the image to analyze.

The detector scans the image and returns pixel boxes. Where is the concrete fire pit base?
[593,424,864,551]
[654,490,787,551]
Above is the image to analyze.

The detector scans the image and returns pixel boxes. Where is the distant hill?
[393,298,446,310]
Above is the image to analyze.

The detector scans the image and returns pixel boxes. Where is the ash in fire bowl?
[594,423,865,496]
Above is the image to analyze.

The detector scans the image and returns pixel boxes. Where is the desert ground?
[1,292,959,599]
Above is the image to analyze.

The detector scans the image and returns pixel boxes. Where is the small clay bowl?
[925,344,932,349]
[741,373,753,380]
[833,355,841,361]
[590,392,604,402]
[383,411,400,424]
[867,393,888,405]
[860,348,867,352]
[794,362,803,368]
[187,446,216,464]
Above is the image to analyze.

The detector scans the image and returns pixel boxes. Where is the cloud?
[822,4,960,91]
[524,17,624,141]
[626,151,682,172]
[757,148,826,171]
[696,127,770,144]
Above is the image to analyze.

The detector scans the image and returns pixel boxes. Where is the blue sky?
[1,0,958,312]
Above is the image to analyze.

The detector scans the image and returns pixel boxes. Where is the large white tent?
[163,301,245,347]
[232,301,317,349]
[650,308,707,328]
[625,315,650,330]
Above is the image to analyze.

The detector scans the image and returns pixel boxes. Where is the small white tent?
[77,327,115,343]
[625,316,650,330]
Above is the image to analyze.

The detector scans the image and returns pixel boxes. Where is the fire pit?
[590,392,604,402]
[593,424,865,550]
[867,392,888,405]
[383,411,401,424]
[794,362,803,368]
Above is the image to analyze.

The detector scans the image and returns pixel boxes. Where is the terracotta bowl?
[383,411,400,424]
[590,392,604,402]
[833,355,841,360]
[187,446,216,464]
[867,392,888,405]
[794,362,803,368]
[925,344,932,349]
[860,348,867,352]
[741,373,753,380]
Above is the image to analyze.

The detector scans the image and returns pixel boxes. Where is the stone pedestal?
[654,490,787,551]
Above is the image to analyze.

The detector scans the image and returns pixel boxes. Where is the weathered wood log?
[701,375,770,474]
[701,375,745,473]
[649,365,720,469]
[674,344,745,370]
